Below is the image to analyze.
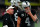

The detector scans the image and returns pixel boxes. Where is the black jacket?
[2,13,15,27]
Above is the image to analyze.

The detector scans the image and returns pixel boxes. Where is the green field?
[0,22,3,27]
[0,22,40,27]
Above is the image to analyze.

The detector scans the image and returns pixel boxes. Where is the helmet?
[15,0,21,6]
[16,0,21,2]
[11,0,21,6]
[22,1,31,11]
[11,0,15,6]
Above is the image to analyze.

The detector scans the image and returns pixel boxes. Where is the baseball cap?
[6,6,14,11]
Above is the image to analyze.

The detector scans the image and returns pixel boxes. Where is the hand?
[3,25,8,27]
[25,9,32,15]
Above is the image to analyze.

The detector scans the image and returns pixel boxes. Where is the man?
[17,1,38,27]
[11,0,21,27]
[12,6,21,27]
[2,6,15,27]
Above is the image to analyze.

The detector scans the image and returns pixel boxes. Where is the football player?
[11,0,21,27]
[17,1,38,27]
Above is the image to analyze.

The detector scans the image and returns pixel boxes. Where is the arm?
[29,13,38,22]
[17,16,21,27]
[26,9,38,22]
[33,14,38,23]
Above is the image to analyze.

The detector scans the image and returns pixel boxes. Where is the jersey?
[18,9,36,27]
[2,13,15,27]
[12,8,21,27]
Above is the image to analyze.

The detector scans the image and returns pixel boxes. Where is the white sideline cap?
[6,6,14,11]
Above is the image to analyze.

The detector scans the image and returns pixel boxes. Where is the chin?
[11,12,14,14]
[11,13,13,14]
[10,13,13,14]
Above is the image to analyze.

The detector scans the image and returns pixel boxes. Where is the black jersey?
[2,13,14,27]
[12,8,21,27]
[18,10,36,27]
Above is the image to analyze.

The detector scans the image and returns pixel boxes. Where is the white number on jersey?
[14,13,18,21]
[25,17,31,26]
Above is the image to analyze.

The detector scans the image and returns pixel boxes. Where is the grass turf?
[0,22,3,27]
[0,22,40,27]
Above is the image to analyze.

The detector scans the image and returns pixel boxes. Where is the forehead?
[9,8,13,10]
[10,8,13,9]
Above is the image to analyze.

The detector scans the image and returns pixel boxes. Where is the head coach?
[2,6,15,27]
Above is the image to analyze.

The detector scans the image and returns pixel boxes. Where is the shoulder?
[1,14,6,20]
[31,9,36,15]
[18,11,24,14]
[18,11,25,18]
[18,8,21,11]
[2,13,10,18]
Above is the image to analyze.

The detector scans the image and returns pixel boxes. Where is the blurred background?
[0,0,40,27]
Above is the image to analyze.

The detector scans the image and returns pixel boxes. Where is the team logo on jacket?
[6,18,7,20]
